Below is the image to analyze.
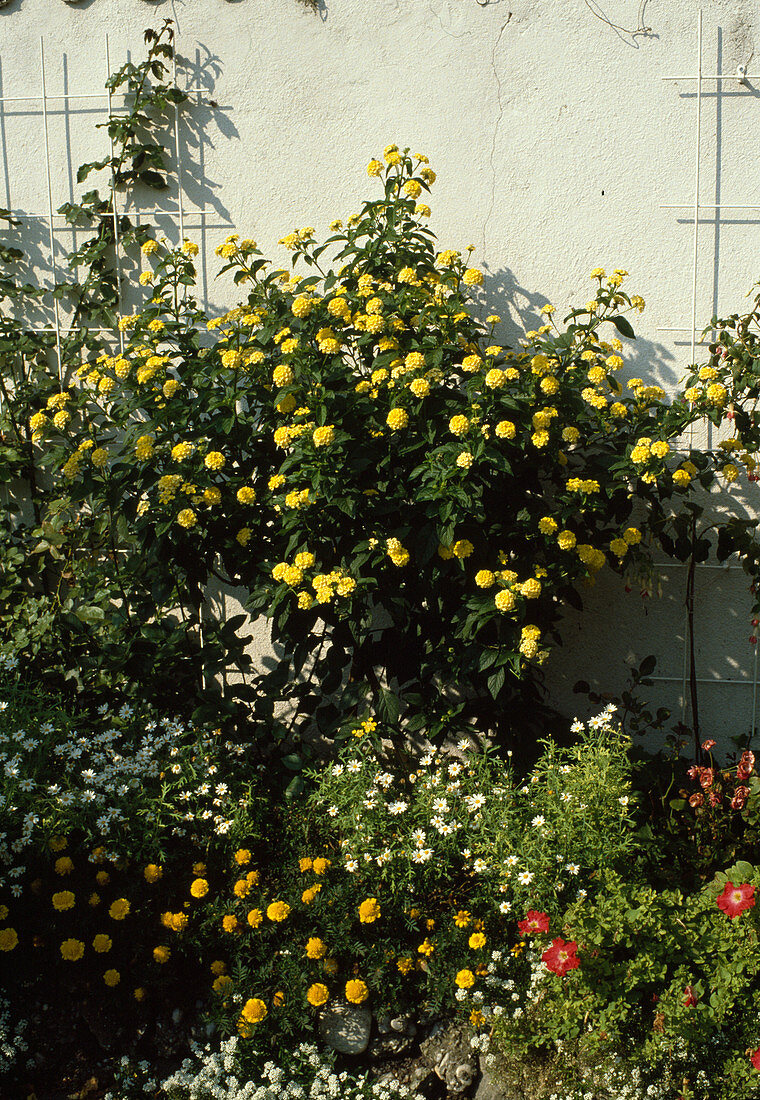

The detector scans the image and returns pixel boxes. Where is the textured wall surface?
[2,0,760,746]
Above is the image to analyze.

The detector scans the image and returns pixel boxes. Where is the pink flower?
[518,910,550,936]
[731,786,750,811]
[688,792,704,808]
[708,790,721,807]
[716,881,756,920]
[542,937,580,977]
[699,767,715,790]
[701,739,716,753]
[737,750,755,782]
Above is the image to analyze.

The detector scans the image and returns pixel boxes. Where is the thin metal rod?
[40,39,63,384]
[650,674,758,685]
[0,91,207,103]
[690,10,703,375]
[172,50,185,245]
[753,639,759,736]
[662,74,754,81]
[105,34,124,354]
[11,207,211,220]
[661,203,760,210]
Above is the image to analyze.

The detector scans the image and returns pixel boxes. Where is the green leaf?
[378,688,401,724]
[609,315,636,340]
[75,605,105,625]
[281,754,303,772]
[487,668,505,699]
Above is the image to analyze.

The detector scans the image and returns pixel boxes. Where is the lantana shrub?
[14,134,760,762]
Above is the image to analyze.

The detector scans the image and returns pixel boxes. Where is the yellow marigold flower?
[233,878,251,900]
[418,938,435,956]
[468,932,486,949]
[267,900,291,922]
[453,539,474,559]
[103,969,121,987]
[495,420,516,439]
[609,538,629,559]
[397,957,414,975]
[213,974,233,993]
[49,836,68,852]
[210,961,227,976]
[52,890,75,912]
[345,979,369,1004]
[494,589,516,612]
[89,893,101,907]
[177,509,197,529]
[153,945,171,964]
[222,915,241,933]
[313,857,331,875]
[109,898,130,921]
[462,268,483,287]
[359,897,381,923]
[455,968,475,988]
[96,871,110,886]
[93,934,112,953]
[453,910,472,928]
[307,983,329,1007]
[306,937,327,959]
[386,407,409,431]
[241,998,267,1023]
[313,425,336,447]
[475,569,495,588]
[234,849,252,867]
[299,857,314,873]
[246,908,263,929]
[190,878,209,899]
[133,987,146,1002]
[302,887,319,905]
[60,938,85,961]
[0,928,18,952]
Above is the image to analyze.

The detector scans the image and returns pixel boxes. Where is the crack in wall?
[481,12,511,265]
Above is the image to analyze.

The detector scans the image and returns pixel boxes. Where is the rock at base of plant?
[419,1022,478,1095]
[318,1000,372,1055]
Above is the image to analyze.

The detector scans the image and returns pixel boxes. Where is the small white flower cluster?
[0,700,251,887]
[0,994,29,1073]
[113,1037,427,1100]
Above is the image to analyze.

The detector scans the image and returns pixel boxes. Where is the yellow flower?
[410,378,430,398]
[403,179,422,199]
[222,915,241,933]
[462,268,484,287]
[520,578,541,599]
[723,463,739,483]
[494,589,515,612]
[455,968,475,988]
[234,879,252,899]
[623,527,642,545]
[306,937,327,959]
[453,539,474,559]
[417,938,435,956]
[609,538,629,559]
[312,857,331,875]
[177,509,197,529]
[449,414,470,436]
[0,928,18,952]
[386,408,409,431]
[453,910,471,928]
[109,898,130,921]
[247,909,263,929]
[313,425,336,448]
[103,969,121,987]
[456,451,474,469]
[213,974,233,993]
[345,979,369,1004]
[307,983,330,1007]
[182,239,199,257]
[133,987,146,1001]
[241,998,267,1023]
[267,900,291,922]
[672,468,691,487]
[299,857,313,872]
[93,934,112,953]
[367,159,383,177]
[235,849,252,866]
[153,945,171,964]
[358,897,381,923]
[468,932,486,949]
[302,886,322,905]
[397,957,414,975]
[495,420,516,440]
[210,960,227,976]
[52,890,75,912]
[485,368,506,389]
[0,906,8,920]
[204,451,225,470]
[141,239,159,255]
[60,938,85,961]
[190,878,209,899]
[475,570,495,589]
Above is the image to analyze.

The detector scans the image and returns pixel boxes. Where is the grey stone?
[369,1033,415,1059]
[319,1000,372,1055]
[419,1022,478,1096]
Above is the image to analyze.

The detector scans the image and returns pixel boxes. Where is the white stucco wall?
[2,0,760,747]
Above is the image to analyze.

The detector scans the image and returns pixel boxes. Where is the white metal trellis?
[649,10,760,737]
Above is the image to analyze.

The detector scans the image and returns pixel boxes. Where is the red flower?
[751,1046,760,1071]
[731,786,750,811]
[518,910,550,936]
[542,937,580,977]
[716,881,756,920]
[699,767,715,790]
[682,985,697,1008]
[688,792,704,808]
[701,739,716,753]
